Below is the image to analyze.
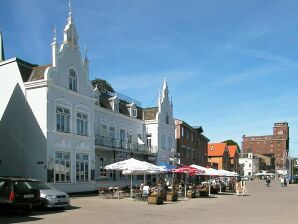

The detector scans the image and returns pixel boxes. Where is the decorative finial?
[68,0,72,16]
[68,0,73,22]
[53,25,57,41]
[84,45,88,58]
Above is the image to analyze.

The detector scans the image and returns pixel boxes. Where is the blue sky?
[1,0,298,155]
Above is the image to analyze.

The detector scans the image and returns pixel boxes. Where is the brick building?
[208,143,231,170]
[228,145,240,172]
[242,122,289,170]
[175,119,209,166]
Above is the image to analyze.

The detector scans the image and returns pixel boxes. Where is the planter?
[148,195,164,205]
[166,192,178,202]
[199,189,209,197]
[187,191,196,198]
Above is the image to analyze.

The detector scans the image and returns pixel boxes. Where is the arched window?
[68,68,77,91]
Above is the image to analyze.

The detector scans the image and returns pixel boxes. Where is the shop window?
[55,152,71,182]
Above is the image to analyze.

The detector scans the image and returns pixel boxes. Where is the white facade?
[239,153,259,177]
[145,79,176,164]
[0,5,176,192]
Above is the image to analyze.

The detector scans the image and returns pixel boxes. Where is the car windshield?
[36,182,51,190]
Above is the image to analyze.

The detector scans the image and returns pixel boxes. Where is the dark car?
[289,176,298,184]
[0,177,40,212]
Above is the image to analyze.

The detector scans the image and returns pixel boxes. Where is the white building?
[0,8,96,193]
[238,153,259,177]
[0,5,176,192]
[144,79,176,164]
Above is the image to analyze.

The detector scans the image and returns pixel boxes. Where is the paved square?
[1,180,297,224]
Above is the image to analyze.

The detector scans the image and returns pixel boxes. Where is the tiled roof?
[228,145,237,158]
[208,143,228,157]
[144,107,158,120]
[28,64,51,81]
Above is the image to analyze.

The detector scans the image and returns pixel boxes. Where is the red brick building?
[242,122,289,170]
[175,119,209,166]
[227,145,239,172]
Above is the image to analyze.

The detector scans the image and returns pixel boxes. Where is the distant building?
[175,120,209,166]
[238,153,259,177]
[207,143,231,170]
[242,122,289,170]
[228,145,240,172]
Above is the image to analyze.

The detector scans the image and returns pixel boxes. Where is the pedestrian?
[284,177,287,187]
[280,176,284,187]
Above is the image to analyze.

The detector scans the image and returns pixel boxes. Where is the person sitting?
[143,185,150,197]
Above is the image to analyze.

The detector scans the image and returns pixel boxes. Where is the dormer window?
[132,108,137,117]
[68,68,77,91]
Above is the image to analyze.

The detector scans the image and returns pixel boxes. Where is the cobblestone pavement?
[1,180,297,224]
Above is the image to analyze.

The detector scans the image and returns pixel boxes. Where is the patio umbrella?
[105,158,156,196]
[172,165,205,198]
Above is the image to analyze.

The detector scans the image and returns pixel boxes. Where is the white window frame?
[54,151,71,183]
[132,108,137,117]
[56,106,71,133]
[68,68,77,92]
[76,153,90,182]
[76,111,88,136]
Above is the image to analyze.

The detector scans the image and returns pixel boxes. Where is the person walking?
[266,178,271,187]
[280,176,284,187]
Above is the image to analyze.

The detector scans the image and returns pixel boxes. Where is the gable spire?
[0,26,5,62]
[162,77,169,100]
[63,0,79,48]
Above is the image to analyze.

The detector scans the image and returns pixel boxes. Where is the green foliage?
[91,78,114,93]
[222,139,240,151]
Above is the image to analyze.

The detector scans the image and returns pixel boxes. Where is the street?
[1,180,297,224]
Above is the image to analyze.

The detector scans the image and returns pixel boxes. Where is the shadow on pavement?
[0,205,80,224]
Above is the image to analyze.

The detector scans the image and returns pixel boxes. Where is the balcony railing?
[95,135,157,154]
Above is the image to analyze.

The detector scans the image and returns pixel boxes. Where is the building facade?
[175,120,209,166]
[144,80,176,164]
[228,145,239,173]
[207,143,231,170]
[0,6,176,192]
[242,122,289,170]
[238,153,259,177]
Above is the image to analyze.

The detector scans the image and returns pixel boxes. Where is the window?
[68,68,77,91]
[99,157,107,178]
[56,106,70,133]
[76,112,88,136]
[55,152,71,182]
[76,153,89,182]
[181,127,184,137]
[132,108,137,117]
[161,135,166,149]
[191,149,195,159]
[100,121,108,137]
[110,126,115,146]
[146,134,152,148]
[166,113,169,124]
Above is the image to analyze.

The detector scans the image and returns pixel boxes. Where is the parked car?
[288,176,298,184]
[0,177,40,212]
[33,180,70,209]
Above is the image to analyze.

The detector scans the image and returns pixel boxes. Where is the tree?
[222,139,240,151]
[91,78,114,93]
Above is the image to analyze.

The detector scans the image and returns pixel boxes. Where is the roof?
[208,143,228,157]
[228,145,238,158]
[143,107,158,120]
[15,58,38,82]
[28,64,51,81]
[99,92,143,120]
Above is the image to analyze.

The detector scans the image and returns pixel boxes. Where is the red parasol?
[172,165,205,176]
